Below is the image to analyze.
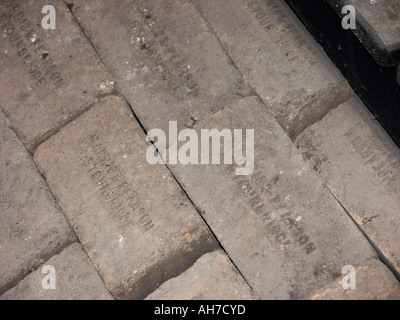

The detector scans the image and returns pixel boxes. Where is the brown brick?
[1,243,114,300]
[165,96,376,299]
[146,250,256,300]
[296,96,400,277]
[195,0,353,139]
[0,0,112,151]
[34,95,218,300]
[69,0,251,142]
[0,109,76,295]
[310,259,400,300]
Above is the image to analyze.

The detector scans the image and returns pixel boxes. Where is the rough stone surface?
[146,250,255,300]
[296,96,400,277]
[0,109,76,295]
[34,95,218,300]
[1,243,114,300]
[195,0,353,139]
[70,0,251,145]
[0,0,112,151]
[310,259,400,300]
[166,95,376,299]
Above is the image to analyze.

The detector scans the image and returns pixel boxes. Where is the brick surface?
[146,250,255,300]
[34,95,218,300]
[328,0,400,66]
[195,0,353,139]
[296,96,400,277]
[0,110,76,295]
[1,243,114,300]
[0,0,112,151]
[70,0,251,144]
[310,259,400,300]
[166,96,376,299]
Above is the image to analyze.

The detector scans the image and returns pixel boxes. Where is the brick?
[0,243,114,300]
[0,109,76,295]
[195,0,353,139]
[328,0,400,66]
[146,250,255,300]
[69,0,251,142]
[34,95,218,300]
[165,96,376,299]
[310,259,400,300]
[0,0,112,152]
[295,96,400,277]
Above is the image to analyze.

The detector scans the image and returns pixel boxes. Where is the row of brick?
[1,0,399,299]
[296,96,400,278]
[3,91,400,299]
[65,0,379,299]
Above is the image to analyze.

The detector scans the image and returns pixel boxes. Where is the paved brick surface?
[1,0,399,301]
[167,96,376,299]
[146,250,255,300]
[70,0,251,144]
[195,0,353,140]
[0,109,76,295]
[296,96,400,277]
[0,0,112,151]
[34,95,219,299]
[1,243,114,300]
[310,259,400,300]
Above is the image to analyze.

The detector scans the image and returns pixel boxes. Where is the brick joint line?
[327,187,400,283]
[59,0,374,296]
[62,0,257,294]
[0,109,79,296]
[120,95,256,294]
[195,0,354,141]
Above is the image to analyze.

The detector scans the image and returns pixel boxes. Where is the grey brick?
[0,109,76,295]
[0,0,112,151]
[34,95,218,299]
[1,243,114,300]
[146,250,256,300]
[310,259,400,300]
[296,96,400,276]
[166,95,376,299]
[69,0,252,143]
[195,0,353,139]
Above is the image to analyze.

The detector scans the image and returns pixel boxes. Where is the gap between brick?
[328,188,400,283]
[0,107,81,296]
[65,0,256,296]
[120,95,256,295]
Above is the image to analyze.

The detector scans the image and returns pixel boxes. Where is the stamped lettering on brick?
[70,0,250,137]
[78,133,154,231]
[128,3,199,98]
[246,0,320,65]
[1,3,65,90]
[168,96,375,299]
[227,165,316,256]
[345,127,400,193]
